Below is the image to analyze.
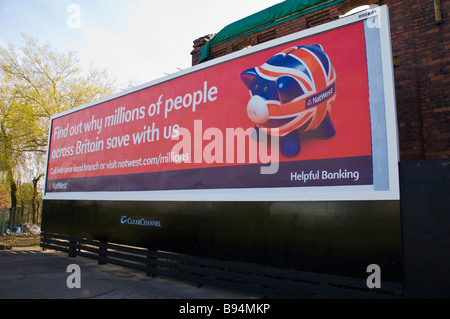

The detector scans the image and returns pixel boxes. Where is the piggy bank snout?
[247,95,269,124]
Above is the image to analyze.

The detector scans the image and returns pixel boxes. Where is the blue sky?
[0,0,282,89]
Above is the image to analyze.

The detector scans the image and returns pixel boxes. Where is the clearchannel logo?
[120,216,162,228]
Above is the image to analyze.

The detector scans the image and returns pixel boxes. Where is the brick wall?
[191,0,450,161]
[389,0,450,160]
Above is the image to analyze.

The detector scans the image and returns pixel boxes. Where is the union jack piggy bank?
[240,44,337,157]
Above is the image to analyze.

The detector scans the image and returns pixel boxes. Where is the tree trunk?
[10,178,17,209]
[32,173,44,225]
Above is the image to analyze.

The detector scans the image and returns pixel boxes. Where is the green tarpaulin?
[199,0,344,63]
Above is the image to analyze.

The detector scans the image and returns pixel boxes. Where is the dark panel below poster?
[41,199,402,281]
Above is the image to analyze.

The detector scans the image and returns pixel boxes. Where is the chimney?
[191,34,215,66]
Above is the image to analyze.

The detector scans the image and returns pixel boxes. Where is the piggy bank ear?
[276,76,305,104]
[309,44,324,51]
[240,68,258,89]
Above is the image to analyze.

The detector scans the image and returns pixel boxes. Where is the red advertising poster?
[45,16,398,201]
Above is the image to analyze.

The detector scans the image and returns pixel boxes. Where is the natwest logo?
[120,216,162,228]
[48,181,68,191]
[305,83,335,109]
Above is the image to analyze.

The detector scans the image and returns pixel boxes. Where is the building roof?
[199,0,344,63]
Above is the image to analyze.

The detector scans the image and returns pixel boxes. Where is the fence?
[399,159,450,298]
[41,231,403,299]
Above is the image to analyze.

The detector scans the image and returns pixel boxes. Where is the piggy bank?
[240,44,337,157]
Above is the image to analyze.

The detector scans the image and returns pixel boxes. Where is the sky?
[0,0,283,90]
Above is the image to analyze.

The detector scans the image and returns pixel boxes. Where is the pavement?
[0,247,414,318]
[0,246,260,300]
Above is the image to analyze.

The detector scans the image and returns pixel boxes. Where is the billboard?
[44,6,399,202]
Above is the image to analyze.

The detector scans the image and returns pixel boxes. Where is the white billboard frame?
[43,5,399,202]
